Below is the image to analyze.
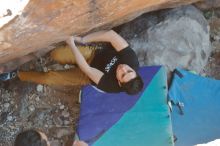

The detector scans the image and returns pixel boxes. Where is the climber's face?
[116,64,136,84]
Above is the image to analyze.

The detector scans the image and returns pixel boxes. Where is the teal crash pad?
[77,66,174,146]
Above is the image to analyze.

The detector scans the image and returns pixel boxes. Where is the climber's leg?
[18,68,91,86]
[50,45,97,65]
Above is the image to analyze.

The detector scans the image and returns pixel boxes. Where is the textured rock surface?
[203,10,220,79]
[0,0,201,64]
[119,5,211,73]
[195,0,220,10]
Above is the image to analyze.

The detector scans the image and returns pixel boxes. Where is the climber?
[66,30,144,94]
[18,30,144,95]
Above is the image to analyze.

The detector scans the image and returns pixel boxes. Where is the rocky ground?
[0,57,81,146]
[203,8,220,79]
[0,7,220,146]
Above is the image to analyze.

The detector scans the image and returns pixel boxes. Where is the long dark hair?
[121,73,144,95]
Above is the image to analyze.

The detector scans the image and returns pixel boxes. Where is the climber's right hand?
[74,36,85,44]
[66,36,76,47]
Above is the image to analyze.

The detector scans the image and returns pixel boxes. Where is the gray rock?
[7,116,13,121]
[47,119,53,126]
[59,105,65,110]
[39,113,45,120]
[35,96,40,101]
[119,5,211,73]
[43,67,48,72]
[47,64,65,71]
[62,111,70,118]
[3,103,10,109]
[36,84,44,92]
[64,64,71,69]
[28,105,35,112]
[53,117,63,126]
[63,120,70,125]
[27,121,33,127]
[10,100,14,105]
[195,0,220,10]
[56,128,71,138]
[49,140,61,146]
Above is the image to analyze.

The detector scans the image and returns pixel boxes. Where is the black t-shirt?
[90,44,139,93]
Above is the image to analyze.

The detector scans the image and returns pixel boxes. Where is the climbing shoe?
[0,70,18,81]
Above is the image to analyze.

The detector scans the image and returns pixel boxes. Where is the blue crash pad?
[77,66,174,146]
[169,69,220,146]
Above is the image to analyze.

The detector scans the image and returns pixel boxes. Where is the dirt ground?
[0,55,82,146]
[0,80,81,146]
[0,8,220,146]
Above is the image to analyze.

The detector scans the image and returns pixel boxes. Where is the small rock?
[47,64,64,71]
[56,128,71,138]
[54,117,63,126]
[3,103,10,108]
[9,125,16,129]
[50,140,61,146]
[37,112,45,120]
[27,121,33,127]
[47,119,53,125]
[28,94,34,100]
[7,116,13,121]
[11,131,15,135]
[28,105,35,112]
[43,67,48,72]
[36,84,44,92]
[62,111,70,118]
[215,35,220,41]
[64,120,70,125]
[35,96,40,101]
[59,105,65,110]
[64,64,71,69]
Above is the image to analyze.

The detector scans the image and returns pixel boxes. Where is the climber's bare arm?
[66,36,104,84]
[75,30,129,52]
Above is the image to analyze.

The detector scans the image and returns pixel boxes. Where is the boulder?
[0,0,201,64]
[195,0,220,10]
[119,5,211,73]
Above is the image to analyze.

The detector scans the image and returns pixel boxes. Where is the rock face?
[0,0,201,64]
[195,0,220,10]
[119,5,211,73]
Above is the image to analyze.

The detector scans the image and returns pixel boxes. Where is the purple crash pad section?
[77,66,161,144]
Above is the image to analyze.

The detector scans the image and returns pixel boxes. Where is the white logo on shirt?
[105,56,118,73]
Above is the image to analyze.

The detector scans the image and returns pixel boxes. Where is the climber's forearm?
[66,37,104,84]
[82,30,111,43]
[82,30,128,52]
[68,40,91,73]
